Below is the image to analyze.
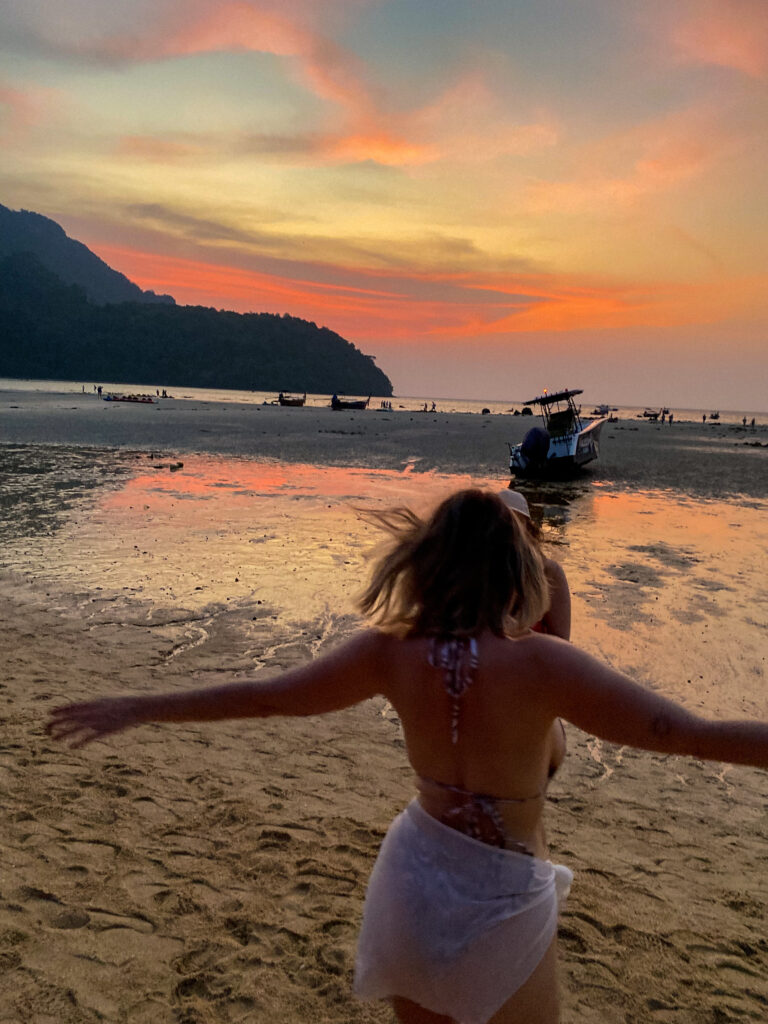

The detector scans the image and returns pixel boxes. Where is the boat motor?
[520,426,550,470]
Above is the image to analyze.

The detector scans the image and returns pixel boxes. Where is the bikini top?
[427,635,561,782]
[422,635,547,850]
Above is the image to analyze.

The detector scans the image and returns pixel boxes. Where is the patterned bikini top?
[425,635,545,851]
[428,635,479,744]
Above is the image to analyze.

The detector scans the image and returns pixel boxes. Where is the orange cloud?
[325,132,437,166]
[92,243,768,350]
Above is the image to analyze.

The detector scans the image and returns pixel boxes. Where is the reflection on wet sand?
[3,450,765,721]
[561,488,767,716]
[2,455,501,657]
[510,477,594,545]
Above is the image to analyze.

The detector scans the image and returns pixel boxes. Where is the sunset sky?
[1,0,766,408]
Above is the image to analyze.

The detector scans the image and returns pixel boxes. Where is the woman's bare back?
[379,631,566,856]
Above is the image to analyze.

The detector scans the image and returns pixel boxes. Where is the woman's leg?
[391,937,559,1024]
[489,935,559,1024]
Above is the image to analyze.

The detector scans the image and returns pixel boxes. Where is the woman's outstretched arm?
[543,642,768,770]
[47,630,385,748]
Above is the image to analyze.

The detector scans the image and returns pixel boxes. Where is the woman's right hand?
[46,696,146,748]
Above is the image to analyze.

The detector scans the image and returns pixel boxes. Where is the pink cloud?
[71,4,555,170]
[525,103,739,213]
[72,3,376,121]
[670,1,768,78]
[70,3,442,167]
[0,80,58,138]
[161,3,373,114]
[411,72,558,162]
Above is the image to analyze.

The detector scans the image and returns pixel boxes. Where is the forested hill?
[0,204,174,305]
[0,252,393,396]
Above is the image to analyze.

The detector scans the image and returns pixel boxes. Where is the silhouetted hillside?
[0,252,393,396]
[0,203,174,305]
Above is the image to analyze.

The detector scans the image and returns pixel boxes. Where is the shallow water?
[2,448,765,721]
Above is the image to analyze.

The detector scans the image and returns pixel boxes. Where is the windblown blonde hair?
[357,489,548,637]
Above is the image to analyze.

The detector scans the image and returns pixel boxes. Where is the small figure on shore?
[431,401,436,412]
[702,414,706,423]
[743,417,747,427]
[47,490,768,1024]
[96,385,102,397]
[668,412,673,425]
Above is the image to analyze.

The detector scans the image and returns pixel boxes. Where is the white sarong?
[354,800,572,1024]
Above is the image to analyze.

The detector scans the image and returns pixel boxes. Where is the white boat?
[508,388,607,477]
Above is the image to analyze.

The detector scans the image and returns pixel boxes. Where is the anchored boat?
[331,393,370,410]
[102,393,155,404]
[277,391,306,407]
[508,388,607,477]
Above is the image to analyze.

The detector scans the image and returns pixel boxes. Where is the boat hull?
[510,417,605,477]
[331,397,369,410]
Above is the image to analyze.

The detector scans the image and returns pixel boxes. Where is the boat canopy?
[521,388,583,406]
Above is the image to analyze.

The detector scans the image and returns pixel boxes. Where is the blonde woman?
[48,490,768,1024]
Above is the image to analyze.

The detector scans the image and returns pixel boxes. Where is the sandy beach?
[1,388,766,1023]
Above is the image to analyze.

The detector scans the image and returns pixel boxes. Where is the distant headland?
[0,204,393,397]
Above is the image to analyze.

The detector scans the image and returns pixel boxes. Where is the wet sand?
[0,398,767,1023]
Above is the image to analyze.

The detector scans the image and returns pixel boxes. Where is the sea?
[1,377,764,425]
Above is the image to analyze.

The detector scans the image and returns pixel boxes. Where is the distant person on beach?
[498,490,570,640]
[47,490,768,1024]
[669,412,673,425]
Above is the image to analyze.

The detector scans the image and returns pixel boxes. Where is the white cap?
[497,489,530,518]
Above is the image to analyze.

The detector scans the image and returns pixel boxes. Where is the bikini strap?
[428,636,479,743]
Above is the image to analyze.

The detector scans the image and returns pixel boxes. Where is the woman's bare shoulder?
[543,556,568,586]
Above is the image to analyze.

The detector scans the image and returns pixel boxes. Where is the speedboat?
[508,389,607,477]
